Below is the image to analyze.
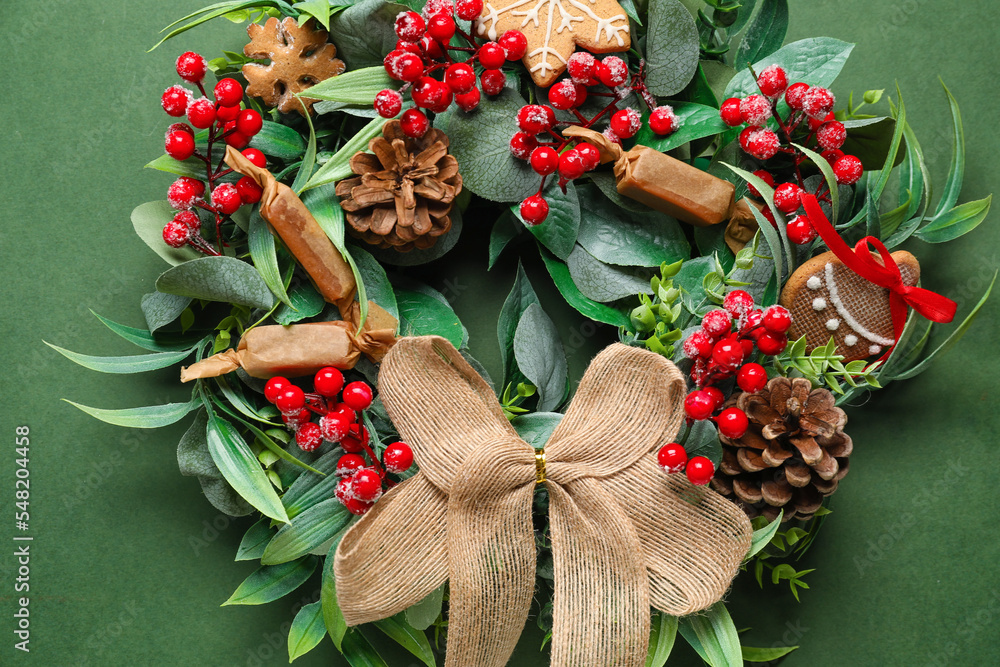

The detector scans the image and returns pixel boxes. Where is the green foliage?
[538,248,633,328]
[628,260,685,357]
[733,0,788,69]
[514,303,568,412]
[222,556,318,605]
[248,120,306,160]
[511,181,581,260]
[678,602,742,667]
[45,342,198,375]
[748,510,830,600]
[304,66,398,105]
[262,498,352,564]
[633,101,729,154]
[775,337,883,395]
[132,201,202,265]
[394,288,465,349]
[725,37,854,101]
[156,256,275,310]
[645,0,701,96]
[288,600,326,662]
[646,611,678,667]
[65,398,199,428]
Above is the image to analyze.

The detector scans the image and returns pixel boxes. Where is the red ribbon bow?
[799,194,956,359]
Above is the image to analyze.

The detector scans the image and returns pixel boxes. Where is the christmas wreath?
[53,0,994,664]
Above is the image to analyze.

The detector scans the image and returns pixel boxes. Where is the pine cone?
[711,377,852,522]
[335,120,462,252]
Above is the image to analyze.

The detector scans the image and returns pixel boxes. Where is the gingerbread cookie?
[780,250,920,362]
[476,0,631,87]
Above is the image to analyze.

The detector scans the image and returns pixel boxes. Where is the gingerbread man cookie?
[780,250,920,362]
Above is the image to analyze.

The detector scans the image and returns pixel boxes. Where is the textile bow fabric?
[335,336,752,667]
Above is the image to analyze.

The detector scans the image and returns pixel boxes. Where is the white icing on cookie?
[807,276,822,290]
[826,318,840,331]
[824,263,895,346]
[845,334,858,346]
[812,297,826,311]
[869,344,881,355]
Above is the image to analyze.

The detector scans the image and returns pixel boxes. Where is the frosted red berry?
[520,195,549,225]
[456,0,484,21]
[445,63,476,94]
[222,121,250,148]
[264,376,290,403]
[427,13,456,42]
[296,422,324,452]
[314,367,345,397]
[344,497,373,516]
[834,155,863,184]
[426,87,453,114]
[657,443,687,474]
[576,142,600,171]
[786,214,817,245]
[701,309,733,338]
[241,147,267,168]
[480,69,506,96]
[817,121,846,150]
[455,88,481,112]
[336,453,367,477]
[802,86,835,119]
[398,53,426,82]
[649,106,679,135]
[383,441,415,474]
[319,412,351,442]
[283,408,312,430]
[498,30,527,60]
[712,338,744,370]
[808,111,834,132]
[821,148,845,167]
[762,305,792,334]
[162,220,190,248]
[162,86,193,116]
[176,52,207,83]
[419,35,444,59]
[212,183,242,215]
[173,210,201,232]
[784,82,809,110]
[374,89,403,118]
[236,109,263,136]
[509,131,538,160]
[597,56,628,87]
[529,146,559,176]
[737,363,768,393]
[396,39,422,56]
[720,98,743,127]
[609,108,642,139]
[236,176,263,204]
[557,149,586,181]
[683,330,714,359]
[335,477,354,504]
[684,390,716,421]
[740,94,771,126]
[748,169,775,198]
[756,65,788,99]
[548,79,576,109]
[756,331,788,356]
[400,109,430,138]
[329,403,357,424]
[742,308,764,332]
[165,130,196,160]
[216,104,241,123]
[517,104,552,134]
[394,11,425,41]
[342,381,373,412]
[167,122,195,136]
[186,97,216,129]
[214,78,243,107]
[567,51,596,83]
[478,42,506,70]
[723,290,755,318]
[773,182,802,214]
[340,424,370,453]
[168,177,203,209]
[745,127,780,160]
[716,407,749,439]
[685,456,715,486]
[351,469,383,503]
[275,385,306,414]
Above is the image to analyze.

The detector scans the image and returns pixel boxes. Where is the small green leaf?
[645,0,700,96]
[262,498,352,564]
[236,518,274,561]
[742,645,798,662]
[288,600,326,662]
[322,536,349,650]
[915,195,991,243]
[150,1,291,51]
[489,211,521,269]
[510,412,563,449]
[395,288,465,348]
[156,256,275,310]
[282,450,343,518]
[141,291,194,332]
[679,602,742,667]
[931,81,965,220]
[247,209,292,306]
[747,511,783,558]
[511,180,580,260]
[567,245,654,303]
[247,120,306,160]
[373,615,436,667]
[647,612,678,667]
[295,0,331,29]
[292,101,319,193]
[274,280,326,325]
[498,263,540,387]
[45,342,196,374]
[350,245,399,320]
[341,627,389,667]
[327,0,406,69]
[513,303,568,412]
[131,201,202,265]
[90,310,204,352]
[222,556,317,606]
[734,0,789,70]
[64,399,198,428]
[404,585,445,631]
[303,66,397,105]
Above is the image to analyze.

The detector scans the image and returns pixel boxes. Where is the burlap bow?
[335,336,752,666]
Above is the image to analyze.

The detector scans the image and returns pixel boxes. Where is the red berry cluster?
[511,58,680,225]
[656,443,715,486]
[160,52,267,255]
[374,1,528,138]
[720,64,865,245]
[263,368,414,516]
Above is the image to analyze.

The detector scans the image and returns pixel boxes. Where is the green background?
[2,0,998,664]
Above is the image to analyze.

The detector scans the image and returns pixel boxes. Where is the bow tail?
[601,457,752,615]
[547,478,650,667]
[333,472,449,625]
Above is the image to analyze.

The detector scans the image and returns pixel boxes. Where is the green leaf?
[366,207,463,267]
[435,86,539,203]
[373,615,436,667]
[633,102,729,154]
[350,245,399,320]
[915,195,991,244]
[178,410,254,516]
[511,181,580,260]
[679,602,742,667]
[262,498,352,564]
[302,182,346,250]
[322,538,348,650]
[327,0,407,69]
[684,419,722,465]
[288,600,326,662]
[295,0,331,29]
[405,586,445,631]
[302,116,386,190]
[513,303,568,412]
[236,518,274,561]
[588,171,651,214]
[395,288,464,348]
[747,511,783,558]
[498,263,540,386]
[489,211,521,269]
[274,280,326,325]
[539,247,632,328]
[794,143,839,221]
[742,645,798,662]
[292,101,319,193]
[156,256,275,310]
[303,66,396,105]
[206,409,289,523]
[645,0,701,96]
[510,412,563,449]
[150,1,291,50]
[282,450,343,518]
[341,628,389,667]
[567,245,654,303]
[141,291,193,333]
[222,556,317,605]
[841,117,901,170]
[931,81,965,220]
[862,87,907,209]
[734,0,789,70]
[90,310,204,352]
[725,37,854,100]
[647,612,678,667]
[248,120,306,160]
[131,201,201,265]
[45,341,196,374]
[247,209,292,306]
[65,399,197,428]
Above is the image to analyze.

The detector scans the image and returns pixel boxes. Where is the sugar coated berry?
[374,89,403,118]
[737,363,768,393]
[425,0,455,18]
[264,376,290,403]
[329,402,357,424]
[821,148,845,167]
[480,68,506,96]
[173,210,201,232]
[742,308,764,333]
[702,309,733,338]
[834,155,863,184]
[176,51,207,83]
[214,78,243,107]
[275,385,305,414]
[517,104,552,134]
[602,126,622,146]
[283,408,312,430]
[649,106,679,136]
[296,422,324,452]
[384,441,415,473]
[478,42,506,69]
[162,85,193,116]
[340,424,370,453]
[756,64,788,99]
[345,497,374,516]
[167,177,203,209]
[576,142,601,171]
[683,330,714,359]
[410,77,445,107]
[162,220,190,248]
[571,82,588,108]
[745,127,780,160]
[342,381,374,412]
[685,456,715,485]
[520,195,549,225]
[762,305,792,334]
[498,30,527,60]
[773,182,802,214]
[222,121,251,149]
[336,453,367,477]
[529,146,559,176]
[216,104,241,123]
[427,86,454,114]
[236,109,263,136]
[808,111,834,133]
[817,120,846,150]
[394,11,425,41]
[351,468,383,503]
[335,477,354,504]
[657,443,688,474]
[609,108,642,139]
[716,407,749,439]
[558,149,586,181]
[720,98,743,127]
[236,176,263,204]
[445,63,476,94]
[723,290,755,318]
[740,94,771,126]
[186,97,216,129]
[241,147,266,168]
[712,338,744,370]
[786,214,817,245]
[397,52,426,82]
[418,34,444,58]
[165,130,196,160]
[784,82,809,110]
[319,412,351,442]
[748,169,775,198]
[455,87,481,112]
[684,390,716,421]
[396,39,422,56]
[597,56,628,87]
[167,122,195,136]
[427,12,456,42]
[756,331,788,356]
[548,79,577,110]
[802,86,835,119]
[567,51,596,83]
[456,0,484,21]
[509,131,538,160]
[314,367,345,397]
[212,183,242,215]
[400,109,430,138]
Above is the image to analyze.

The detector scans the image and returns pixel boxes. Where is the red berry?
[162,85,193,116]
[345,497,374,516]
[720,97,743,126]
[821,148,845,167]
[162,220,190,248]
[557,149,586,181]
[701,309,733,338]
[657,443,688,474]
[336,453,367,477]
[426,87,454,114]
[737,363,768,393]
[756,331,788,356]
[517,104,551,134]
[773,182,802,214]
[223,121,250,148]
[186,97,216,129]
[745,127,780,160]
[314,367,344,397]
[549,79,577,109]
[785,214,817,245]
[576,142,600,171]
[802,86,835,119]
[374,89,403,118]
[275,385,306,414]
[296,422,324,452]
[597,56,628,87]
[173,210,201,232]
[394,11,425,41]
[329,403,358,424]
[319,412,351,442]
[335,477,354,504]
[649,106,679,135]
[165,131,196,160]
[742,308,764,333]
[756,65,788,99]
[816,121,846,150]
[808,112,835,133]
[264,376,290,403]
[785,82,809,110]
[740,94,771,126]
[529,146,559,175]
[702,386,725,411]
[478,42,506,69]
[445,63,476,94]
[398,52,426,82]
[498,30,527,60]
[411,76,437,107]
[456,0,484,20]
[738,126,756,152]
[212,183,242,215]
[396,39,423,56]
[427,13,456,42]
[383,49,406,78]
[711,338,744,370]
[351,468,383,503]
[340,424,370,453]
[609,108,642,139]
[236,109,263,136]
[685,456,715,486]
[520,195,549,225]
[567,52,596,83]
[241,147,267,168]
[383,441,414,473]
[683,330,714,359]
[216,104,241,123]
[419,35,444,59]
[175,52,207,83]
[167,177,203,209]
[762,305,792,334]
[400,109,430,138]
[716,407,749,439]
[455,87,481,112]
[723,290,755,318]
[509,131,538,160]
[236,176,263,204]
[214,78,243,107]
[684,390,716,420]
[167,122,195,136]
[834,155,863,184]
[748,169,775,198]
[283,408,312,430]
[480,69,506,96]
[342,381,373,411]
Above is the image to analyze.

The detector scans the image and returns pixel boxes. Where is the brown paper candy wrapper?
[724,199,763,254]
[562,126,736,227]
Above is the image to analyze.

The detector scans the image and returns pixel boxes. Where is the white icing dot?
[869,344,881,355]
[845,335,858,346]
[812,297,826,311]
[807,276,822,290]
[826,318,840,331]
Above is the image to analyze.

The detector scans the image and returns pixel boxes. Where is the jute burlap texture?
[334,336,752,667]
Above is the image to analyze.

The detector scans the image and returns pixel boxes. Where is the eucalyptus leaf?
[725,37,854,100]
[645,0,700,96]
[633,102,729,154]
[131,201,201,265]
[395,288,465,348]
[489,211,522,269]
[511,180,580,260]
[404,586,445,631]
[274,281,326,325]
[513,303,568,412]
[915,195,991,243]
[248,120,306,160]
[328,0,408,69]
[511,412,563,449]
[65,399,198,428]
[90,310,206,352]
[288,600,326,662]
[156,256,275,310]
[45,341,196,374]
[539,247,632,328]
[262,498,352,564]
[349,245,399,320]
[141,291,193,333]
[567,245,655,303]
[588,170,650,214]
[222,556,318,606]
[734,0,788,70]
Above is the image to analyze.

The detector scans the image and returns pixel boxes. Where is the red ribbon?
[799,194,956,359]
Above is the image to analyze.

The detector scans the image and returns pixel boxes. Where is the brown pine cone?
[711,377,852,522]
[335,120,462,252]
